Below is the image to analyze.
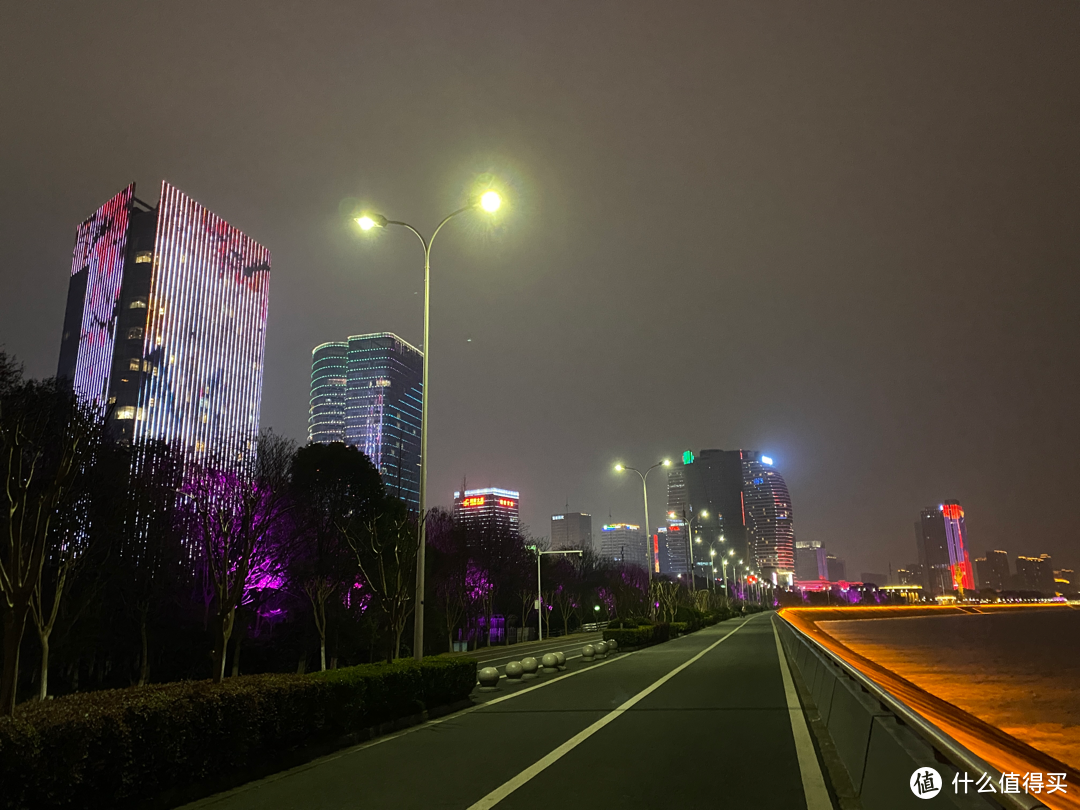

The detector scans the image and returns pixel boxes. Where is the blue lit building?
[308,332,423,512]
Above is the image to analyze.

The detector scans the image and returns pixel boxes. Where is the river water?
[820,607,1080,770]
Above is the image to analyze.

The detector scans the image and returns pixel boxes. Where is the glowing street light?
[614,459,670,590]
[354,185,503,660]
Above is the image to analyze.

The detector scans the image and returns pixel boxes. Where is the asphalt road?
[183,614,833,810]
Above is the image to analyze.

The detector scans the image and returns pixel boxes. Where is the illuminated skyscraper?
[667,449,797,584]
[915,502,975,594]
[940,501,975,591]
[308,333,423,511]
[551,512,593,551]
[308,342,347,444]
[57,182,270,463]
[453,487,520,536]
[600,523,647,570]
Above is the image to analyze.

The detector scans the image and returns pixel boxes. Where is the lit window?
[129,297,148,309]
[135,251,153,264]
[127,327,143,340]
[116,407,135,420]
[129,358,141,371]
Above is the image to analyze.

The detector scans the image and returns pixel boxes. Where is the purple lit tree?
[181,430,295,683]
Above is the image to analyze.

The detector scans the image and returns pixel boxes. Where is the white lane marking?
[464,618,754,810]
[771,619,833,810]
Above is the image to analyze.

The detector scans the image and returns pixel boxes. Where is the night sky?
[2,2,1077,577]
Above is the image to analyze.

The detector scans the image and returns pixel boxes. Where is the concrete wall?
[775,618,1045,810]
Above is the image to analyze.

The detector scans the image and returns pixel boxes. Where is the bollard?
[521,656,540,679]
[505,661,524,680]
[595,641,608,659]
[541,653,559,674]
[477,666,501,692]
[554,651,567,671]
[582,644,595,661]
[606,638,618,653]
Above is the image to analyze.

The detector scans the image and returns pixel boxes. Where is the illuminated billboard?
[131,182,270,465]
[67,184,135,411]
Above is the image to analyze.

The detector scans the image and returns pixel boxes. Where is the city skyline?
[2,3,1077,581]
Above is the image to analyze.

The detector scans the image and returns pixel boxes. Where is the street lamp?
[355,188,502,661]
[615,459,671,588]
[672,508,708,592]
[529,546,583,641]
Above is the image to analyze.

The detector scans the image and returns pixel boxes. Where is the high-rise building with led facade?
[453,487,520,536]
[57,182,270,463]
[666,449,797,584]
[914,502,974,594]
[308,333,423,511]
[551,512,593,551]
[308,342,347,444]
[600,523,647,570]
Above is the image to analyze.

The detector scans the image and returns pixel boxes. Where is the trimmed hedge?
[0,655,477,810]
[603,622,671,648]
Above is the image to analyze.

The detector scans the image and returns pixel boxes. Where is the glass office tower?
[308,333,423,512]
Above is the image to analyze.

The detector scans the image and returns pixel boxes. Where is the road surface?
[183,614,834,809]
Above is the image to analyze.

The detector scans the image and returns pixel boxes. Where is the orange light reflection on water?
[780,605,1080,810]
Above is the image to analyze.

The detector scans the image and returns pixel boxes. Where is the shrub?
[0,655,476,810]
[670,621,689,635]
[602,626,653,648]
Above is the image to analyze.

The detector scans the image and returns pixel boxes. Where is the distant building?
[973,557,990,590]
[57,182,270,463]
[1054,569,1075,591]
[826,554,847,582]
[860,572,888,586]
[308,342,347,444]
[986,550,1011,591]
[551,512,593,551]
[307,333,423,511]
[600,523,647,570]
[941,501,975,591]
[453,488,520,537]
[1015,554,1055,595]
[915,502,974,594]
[896,566,920,586]
[656,524,691,579]
[666,449,796,584]
[795,541,828,581]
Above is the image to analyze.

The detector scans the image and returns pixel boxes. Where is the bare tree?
[182,430,295,683]
[342,498,418,662]
[0,357,101,714]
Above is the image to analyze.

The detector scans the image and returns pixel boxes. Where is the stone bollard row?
[582,644,595,661]
[541,653,559,674]
[521,656,540,679]
[555,651,567,671]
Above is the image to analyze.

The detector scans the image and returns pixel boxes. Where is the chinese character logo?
[911,768,942,799]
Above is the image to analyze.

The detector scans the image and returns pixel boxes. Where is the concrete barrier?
[775,618,1047,810]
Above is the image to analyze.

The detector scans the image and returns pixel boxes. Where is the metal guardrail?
[779,615,1050,810]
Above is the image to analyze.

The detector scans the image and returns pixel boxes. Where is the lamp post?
[355,189,502,661]
[615,460,670,589]
[529,547,583,641]
[672,508,707,592]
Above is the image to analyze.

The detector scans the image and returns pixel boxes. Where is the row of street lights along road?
[356,187,768,655]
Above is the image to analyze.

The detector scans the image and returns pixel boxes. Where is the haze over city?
[2,3,1077,576]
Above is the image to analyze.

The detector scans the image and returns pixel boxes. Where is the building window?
[127,327,144,340]
[129,358,141,371]
[116,406,135,420]
[129,297,148,309]
[135,251,153,264]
